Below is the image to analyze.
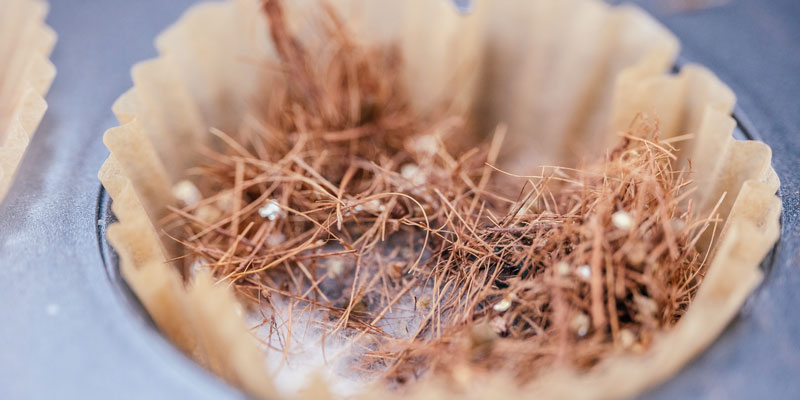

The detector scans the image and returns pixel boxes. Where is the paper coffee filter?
[98,0,781,398]
[480,0,679,169]
[0,0,56,200]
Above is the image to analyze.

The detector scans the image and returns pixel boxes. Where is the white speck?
[400,164,426,185]
[266,233,285,247]
[493,298,512,312]
[216,191,234,211]
[190,260,211,278]
[401,163,418,178]
[258,199,284,220]
[555,261,571,276]
[620,329,636,348]
[354,205,364,212]
[195,205,222,224]
[363,199,384,213]
[410,135,438,156]
[571,313,590,337]
[328,258,344,277]
[172,180,202,206]
[576,264,592,280]
[634,294,658,317]
[45,303,60,316]
[612,210,634,231]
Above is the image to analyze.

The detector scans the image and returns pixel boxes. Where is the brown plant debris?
[161,0,720,391]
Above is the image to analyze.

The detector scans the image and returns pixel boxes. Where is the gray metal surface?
[0,0,798,399]
[0,1,241,398]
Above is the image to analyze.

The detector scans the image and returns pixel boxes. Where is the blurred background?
[0,0,798,398]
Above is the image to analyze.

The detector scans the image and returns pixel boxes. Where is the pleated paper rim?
[0,0,57,200]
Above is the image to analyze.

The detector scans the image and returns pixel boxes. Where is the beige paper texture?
[98,0,781,398]
[0,0,56,200]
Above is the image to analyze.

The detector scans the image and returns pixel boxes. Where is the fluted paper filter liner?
[98,0,780,398]
[0,0,56,200]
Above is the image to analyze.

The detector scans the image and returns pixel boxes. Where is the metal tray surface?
[1,0,798,399]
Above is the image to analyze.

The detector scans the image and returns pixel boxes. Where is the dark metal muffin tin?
[1,0,798,398]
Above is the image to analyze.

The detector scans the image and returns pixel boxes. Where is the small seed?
[266,233,285,247]
[172,180,201,206]
[612,210,634,231]
[258,199,283,220]
[409,134,438,156]
[493,298,512,312]
[327,258,344,277]
[555,261,571,276]
[401,163,426,185]
[576,264,592,280]
[634,294,658,318]
[571,313,591,337]
[620,329,636,348]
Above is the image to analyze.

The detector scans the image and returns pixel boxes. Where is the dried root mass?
[162,0,719,390]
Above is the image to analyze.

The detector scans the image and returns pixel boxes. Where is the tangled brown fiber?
[161,0,720,390]
[385,116,718,384]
